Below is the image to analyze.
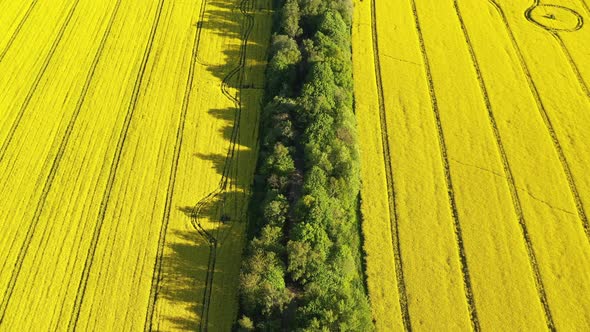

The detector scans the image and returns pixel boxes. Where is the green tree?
[267,35,301,96]
[281,0,302,37]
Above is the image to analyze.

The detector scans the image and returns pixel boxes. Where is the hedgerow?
[239,1,373,330]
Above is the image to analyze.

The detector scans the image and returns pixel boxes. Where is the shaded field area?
[354,0,590,330]
[0,0,272,330]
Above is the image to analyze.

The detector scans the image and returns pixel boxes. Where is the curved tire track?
[143,0,255,330]
[192,0,254,330]
[524,0,589,99]
[194,0,219,67]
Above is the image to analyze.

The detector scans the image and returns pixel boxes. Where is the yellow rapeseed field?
[0,0,272,330]
[355,0,590,330]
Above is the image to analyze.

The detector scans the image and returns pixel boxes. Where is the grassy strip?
[237,0,373,330]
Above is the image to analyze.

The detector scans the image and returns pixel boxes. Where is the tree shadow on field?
[156,0,274,330]
[199,0,273,90]
[157,229,224,331]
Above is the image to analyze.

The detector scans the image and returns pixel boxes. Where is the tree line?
[238,0,373,330]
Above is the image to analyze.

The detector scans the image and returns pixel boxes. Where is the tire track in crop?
[488,0,590,244]
[368,0,411,330]
[0,0,81,164]
[0,0,85,323]
[142,0,205,328]
[193,0,254,330]
[453,2,556,330]
[408,1,480,330]
[220,0,254,232]
[551,35,590,99]
[66,1,167,330]
[524,1,589,99]
[226,0,259,244]
[0,0,39,64]
[10,0,125,328]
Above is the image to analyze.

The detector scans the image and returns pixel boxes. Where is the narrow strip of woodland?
[238,0,373,330]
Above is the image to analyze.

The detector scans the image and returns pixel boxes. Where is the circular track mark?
[526,4,583,32]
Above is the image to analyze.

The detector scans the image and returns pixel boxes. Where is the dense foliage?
[239,0,373,330]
